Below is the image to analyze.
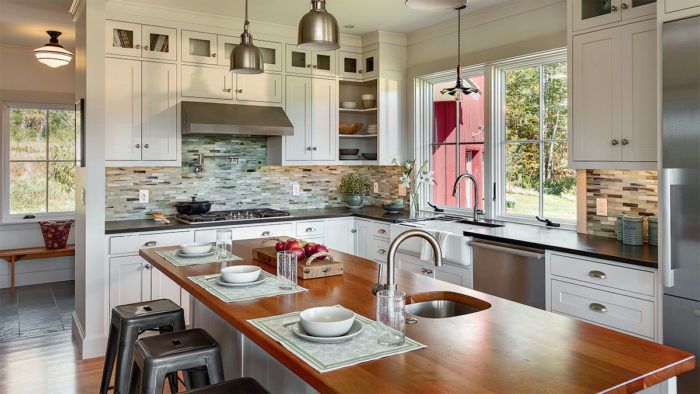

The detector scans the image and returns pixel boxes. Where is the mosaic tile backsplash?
[586,169,658,239]
[105,136,403,220]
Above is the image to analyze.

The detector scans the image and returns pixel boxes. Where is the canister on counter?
[623,215,644,246]
[648,216,658,246]
[616,212,625,242]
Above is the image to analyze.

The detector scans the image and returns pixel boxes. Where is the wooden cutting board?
[252,245,344,279]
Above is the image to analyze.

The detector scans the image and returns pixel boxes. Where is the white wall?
[0,44,76,289]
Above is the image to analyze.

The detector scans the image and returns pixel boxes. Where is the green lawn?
[506,191,576,221]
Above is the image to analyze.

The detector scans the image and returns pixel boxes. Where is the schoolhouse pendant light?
[34,31,73,68]
[231,0,264,74]
[405,0,467,11]
[297,0,340,51]
[440,5,480,101]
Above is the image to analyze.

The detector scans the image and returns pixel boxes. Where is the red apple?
[284,239,301,251]
[288,247,306,261]
[303,243,317,257]
[313,244,329,255]
[274,241,286,252]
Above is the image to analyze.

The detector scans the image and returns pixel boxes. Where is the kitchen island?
[140,240,694,393]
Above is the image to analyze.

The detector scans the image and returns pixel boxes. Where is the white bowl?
[180,242,213,255]
[361,94,375,100]
[220,265,261,284]
[341,101,357,109]
[299,306,355,337]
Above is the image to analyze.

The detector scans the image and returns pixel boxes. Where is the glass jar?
[276,251,298,290]
[376,289,406,346]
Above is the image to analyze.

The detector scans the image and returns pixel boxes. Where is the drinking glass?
[215,229,233,259]
[276,251,298,290]
[376,289,406,346]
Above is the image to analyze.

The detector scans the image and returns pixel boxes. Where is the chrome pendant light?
[231,0,264,74]
[441,5,480,101]
[297,0,340,51]
[405,0,467,11]
[34,31,73,68]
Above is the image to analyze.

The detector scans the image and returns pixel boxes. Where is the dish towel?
[419,230,449,262]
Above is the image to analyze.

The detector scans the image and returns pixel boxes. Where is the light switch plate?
[596,198,608,216]
[292,182,300,196]
[139,189,149,204]
[373,182,379,193]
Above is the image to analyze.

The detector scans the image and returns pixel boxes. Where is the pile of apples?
[274,238,329,262]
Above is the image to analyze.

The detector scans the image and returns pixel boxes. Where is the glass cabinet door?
[221,38,282,72]
[106,20,142,57]
[622,0,657,19]
[182,30,218,65]
[573,0,623,31]
[285,44,312,75]
[141,25,177,61]
[363,50,378,79]
[312,51,336,77]
[339,51,362,80]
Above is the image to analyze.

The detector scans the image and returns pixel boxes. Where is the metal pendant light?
[405,0,467,11]
[441,5,480,101]
[297,0,340,51]
[34,31,73,68]
[231,0,264,74]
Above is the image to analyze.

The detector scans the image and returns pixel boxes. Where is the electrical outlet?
[139,189,149,204]
[373,181,379,193]
[596,198,608,216]
[292,182,300,196]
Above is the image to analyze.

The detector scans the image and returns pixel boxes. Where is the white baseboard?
[72,311,107,359]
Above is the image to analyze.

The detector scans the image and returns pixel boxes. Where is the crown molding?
[407,0,564,46]
[70,0,86,21]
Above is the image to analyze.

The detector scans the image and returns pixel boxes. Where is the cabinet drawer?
[367,238,390,263]
[109,231,191,255]
[194,223,295,243]
[551,280,655,338]
[550,253,654,297]
[295,221,325,238]
[369,221,390,240]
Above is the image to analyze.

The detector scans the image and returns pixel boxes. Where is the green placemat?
[247,308,426,373]
[156,249,242,267]
[189,271,307,302]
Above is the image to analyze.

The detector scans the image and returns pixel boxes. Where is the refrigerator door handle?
[661,168,680,288]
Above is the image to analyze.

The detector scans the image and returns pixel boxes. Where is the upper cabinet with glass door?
[181,30,218,64]
[218,36,283,72]
[338,50,378,80]
[106,20,177,61]
[285,44,336,77]
[572,0,656,31]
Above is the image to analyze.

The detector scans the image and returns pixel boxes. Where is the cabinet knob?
[378,249,386,255]
[144,144,149,149]
[306,147,312,151]
[427,269,434,275]
[224,88,232,92]
[144,45,149,50]
[312,147,318,151]
[135,143,141,148]
[621,3,629,9]
[421,267,428,273]
[611,139,619,146]
[351,229,357,234]
[313,65,318,69]
[144,263,152,270]
[377,229,387,235]
[611,5,618,11]
[261,231,271,236]
[237,89,243,93]
[621,139,630,146]
[359,70,364,74]
[212,53,216,57]
[589,303,608,313]
[306,64,312,68]
[135,44,141,49]
[305,227,315,232]
[588,270,607,279]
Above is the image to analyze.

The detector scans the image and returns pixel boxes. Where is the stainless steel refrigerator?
[662,15,700,393]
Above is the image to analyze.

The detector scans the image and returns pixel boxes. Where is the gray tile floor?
[0,280,74,342]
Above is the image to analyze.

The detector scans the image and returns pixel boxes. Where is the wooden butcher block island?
[140,239,695,394]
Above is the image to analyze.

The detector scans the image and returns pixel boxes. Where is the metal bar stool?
[100,299,186,394]
[182,378,269,393]
[128,328,225,394]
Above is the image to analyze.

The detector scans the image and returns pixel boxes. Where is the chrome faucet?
[372,229,443,295]
[452,173,481,220]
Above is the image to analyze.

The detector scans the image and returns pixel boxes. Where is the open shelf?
[339,134,378,138]
[340,107,377,113]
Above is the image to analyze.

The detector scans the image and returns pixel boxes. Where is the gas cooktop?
[176,208,291,224]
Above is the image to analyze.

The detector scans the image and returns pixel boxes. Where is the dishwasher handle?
[468,240,545,260]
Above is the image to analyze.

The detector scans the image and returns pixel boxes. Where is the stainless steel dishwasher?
[469,239,546,309]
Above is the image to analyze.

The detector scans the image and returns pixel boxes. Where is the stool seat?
[129,328,224,394]
[100,299,185,394]
[182,378,269,394]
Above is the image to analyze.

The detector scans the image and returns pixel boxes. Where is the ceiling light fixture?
[230,0,264,74]
[441,4,480,101]
[405,0,467,11]
[298,0,340,51]
[34,31,73,68]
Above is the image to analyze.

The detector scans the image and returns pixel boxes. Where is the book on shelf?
[118,30,131,48]
[112,30,121,47]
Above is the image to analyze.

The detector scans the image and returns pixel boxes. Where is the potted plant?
[339,173,371,208]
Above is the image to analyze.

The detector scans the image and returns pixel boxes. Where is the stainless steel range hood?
[182,101,293,136]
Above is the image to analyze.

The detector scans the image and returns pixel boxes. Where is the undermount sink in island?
[140,239,694,394]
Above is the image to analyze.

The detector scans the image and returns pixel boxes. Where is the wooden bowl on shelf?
[339,123,363,135]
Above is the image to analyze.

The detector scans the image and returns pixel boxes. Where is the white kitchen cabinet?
[109,255,152,310]
[324,218,356,255]
[311,51,337,77]
[665,0,700,14]
[570,19,656,168]
[355,220,371,259]
[141,25,177,61]
[285,45,336,77]
[141,61,177,161]
[397,252,472,288]
[571,0,656,32]
[193,223,296,243]
[295,221,325,238]
[181,30,218,64]
[284,76,338,162]
[151,267,182,309]
[218,37,283,73]
[362,49,378,80]
[105,57,142,161]
[338,51,363,80]
[236,73,282,103]
[181,65,234,100]
[106,21,177,61]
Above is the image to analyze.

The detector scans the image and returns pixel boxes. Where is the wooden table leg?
[10,255,15,290]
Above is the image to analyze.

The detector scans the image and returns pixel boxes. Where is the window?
[431,74,485,213]
[2,104,77,221]
[494,53,576,223]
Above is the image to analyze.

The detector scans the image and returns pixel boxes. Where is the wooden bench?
[0,245,75,289]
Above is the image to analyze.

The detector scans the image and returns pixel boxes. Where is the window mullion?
[45,109,50,214]
[538,65,545,219]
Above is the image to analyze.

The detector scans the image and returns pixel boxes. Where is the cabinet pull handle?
[377,229,387,235]
[305,227,315,232]
[621,139,630,146]
[378,249,386,255]
[588,270,607,279]
[135,143,141,148]
[621,3,629,9]
[351,229,357,234]
[611,5,618,11]
[144,263,152,270]
[135,44,141,49]
[143,241,158,247]
[589,303,608,313]
[611,139,619,146]
[144,144,149,149]
[261,231,271,236]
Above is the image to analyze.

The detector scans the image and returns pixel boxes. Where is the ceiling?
[0,0,75,49]
[121,0,513,35]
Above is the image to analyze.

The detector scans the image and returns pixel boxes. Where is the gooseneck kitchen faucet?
[372,229,443,295]
[452,173,480,220]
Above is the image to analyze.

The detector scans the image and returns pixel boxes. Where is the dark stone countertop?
[105,207,657,268]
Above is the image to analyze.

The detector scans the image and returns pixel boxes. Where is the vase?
[409,190,419,214]
[346,194,364,208]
